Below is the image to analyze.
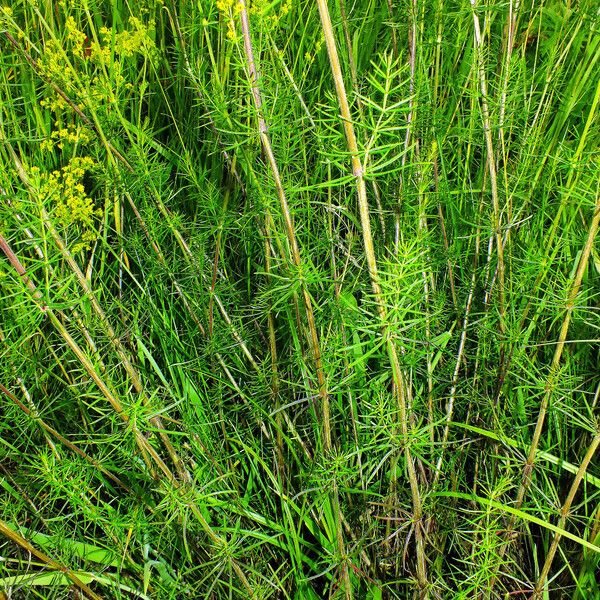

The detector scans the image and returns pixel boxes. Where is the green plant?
[0,0,598,597]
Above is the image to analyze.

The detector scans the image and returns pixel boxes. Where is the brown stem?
[0,520,102,600]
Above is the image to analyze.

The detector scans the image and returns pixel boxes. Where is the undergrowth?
[0,0,599,598]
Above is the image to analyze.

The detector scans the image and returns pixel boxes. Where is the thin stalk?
[0,235,176,477]
[470,0,506,335]
[237,0,331,451]
[433,150,459,311]
[336,0,386,238]
[208,167,233,338]
[166,0,246,191]
[0,383,129,491]
[385,0,399,59]
[497,0,521,136]
[495,54,600,400]
[433,189,485,488]
[314,0,428,593]
[6,142,191,483]
[433,269,477,486]
[514,189,600,511]
[496,0,521,253]
[0,520,102,600]
[504,62,600,522]
[237,6,355,597]
[121,184,271,438]
[264,235,285,485]
[532,431,600,598]
[337,0,359,107]
[396,0,418,254]
[0,233,255,595]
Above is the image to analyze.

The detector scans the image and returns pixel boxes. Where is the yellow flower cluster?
[248,0,291,31]
[88,37,111,65]
[41,123,92,152]
[216,0,242,41]
[0,4,15,29]
[36,14,157,115]
[305,37,324,67]
[29,157,101,252]
[216,0,240,14]
[65,16,87,58]
[38,39,78,93]
[99,17,157,60]
[40,95,69,113]
[280,0,292,18]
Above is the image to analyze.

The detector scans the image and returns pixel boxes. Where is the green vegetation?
[0,0,598,597]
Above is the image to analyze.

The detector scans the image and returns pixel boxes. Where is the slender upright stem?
[238,0,331,451]
[315,0,428,593]
[532,432,600,598]
[470,0,506,333]
[514,190,600,512]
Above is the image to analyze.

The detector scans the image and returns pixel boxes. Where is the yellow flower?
[40,139,55,152]
[65,16,87,57]
[40,95,68,113]
[280,0,291,16]
[109,17,157,60]
[28,157,101,252]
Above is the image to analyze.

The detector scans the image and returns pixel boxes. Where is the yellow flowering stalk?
[41,123,93,152]
[29,157,101,253]
[99,17,157,62]
[65,16,87,58]
[216,0,242,41]
[247,0,292,31]
[40,95,69,114]
[37,39,80,94]
[34,13,157,115]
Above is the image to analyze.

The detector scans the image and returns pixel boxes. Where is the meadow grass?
[0,0,599,598]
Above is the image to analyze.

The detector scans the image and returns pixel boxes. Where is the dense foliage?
[0,0,598,597]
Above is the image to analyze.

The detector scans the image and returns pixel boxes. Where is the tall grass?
[0,0,598,597]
